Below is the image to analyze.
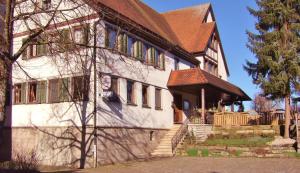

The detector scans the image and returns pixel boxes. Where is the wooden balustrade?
[213,112,283,127]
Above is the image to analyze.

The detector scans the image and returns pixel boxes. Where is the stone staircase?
[188,124,213,143]
[151,124,181,157]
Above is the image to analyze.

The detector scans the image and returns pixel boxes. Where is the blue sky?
[143,0,259,110]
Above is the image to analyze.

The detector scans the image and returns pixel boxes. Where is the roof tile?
[168,68,251,100]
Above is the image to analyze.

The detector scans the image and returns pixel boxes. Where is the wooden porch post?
[201,88,205,124]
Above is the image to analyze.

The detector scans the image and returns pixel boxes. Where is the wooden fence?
[213,112,283,127]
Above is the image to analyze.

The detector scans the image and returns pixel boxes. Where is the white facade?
[11,1,229,130]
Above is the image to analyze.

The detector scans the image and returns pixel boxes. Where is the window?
[175,58,179,70]
[105,27,117,49]
[72,76,90,101]
[48,29,71,53]
[142,85,149,107]
[210,35,218,50]
[183,100,191,111]
[73,25,89,46]
[127,36,134,56]
[155,88,162,110]
[110,77,118,96]
[127,80,135,104]
[103,77,119,102]
[28,81,47,104]
[14,84,26,104]
[48,78,69,103]
[22,36,47,59]
[28,82,37,103]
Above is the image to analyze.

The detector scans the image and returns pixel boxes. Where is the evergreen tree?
[245,0,300,138]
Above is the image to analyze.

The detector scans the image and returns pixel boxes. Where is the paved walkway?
[77,157,300,173]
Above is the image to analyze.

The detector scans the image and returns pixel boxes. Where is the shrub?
[0,150,40,173]
[186,148,198,157]
[235,150,243,157]
[201,149,209,157]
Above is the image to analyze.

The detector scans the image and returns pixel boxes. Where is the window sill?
[155,107,163,111]
[127,102,138,107]
[142,105,151,109]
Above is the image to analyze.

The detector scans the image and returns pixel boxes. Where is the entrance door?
[173,94,183,123]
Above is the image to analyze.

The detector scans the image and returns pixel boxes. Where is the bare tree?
[252,92,281,114]
[0,0,92,151]
[5,0,161,168]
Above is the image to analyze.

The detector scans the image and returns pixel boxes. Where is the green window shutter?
[162,54,165,70]
[59,29,71,51]
[138,42,143,60]
[134,41,138,58]
[21,83,27,104]
[21,38,28,60]
[36,43,43,57]
[36,37,47,56]
[151,48,155,65]
[37,81,47,103]
[83,24,90,46]
[122,34,128,54]
[59,78,69,102]
[118,34,123,52]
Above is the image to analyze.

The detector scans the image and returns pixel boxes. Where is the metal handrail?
[171,118,190,153]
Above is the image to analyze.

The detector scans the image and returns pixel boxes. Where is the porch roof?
[167,68,251,101]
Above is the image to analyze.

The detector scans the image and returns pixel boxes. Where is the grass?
[186,148,198,157]
[284,152,300,158]
[202,136,274,147]
[201,149,209,157]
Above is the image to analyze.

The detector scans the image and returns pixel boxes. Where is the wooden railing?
[214,112,255,126]
[213,112,283,127]
[171,118,189,153]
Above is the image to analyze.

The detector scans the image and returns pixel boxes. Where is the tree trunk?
[0,57,12,144]
[284,95,291,139]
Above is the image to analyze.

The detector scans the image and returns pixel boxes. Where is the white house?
[4,0,250,168]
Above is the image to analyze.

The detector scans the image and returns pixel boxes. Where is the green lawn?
[202,136,274,147]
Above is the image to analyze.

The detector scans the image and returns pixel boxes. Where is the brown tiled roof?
[88,0,229,75]
[162,4,230,75]
[89,0,180,45]
[168,68,251,100]
[89,0,214,54]
[162,4,213,53]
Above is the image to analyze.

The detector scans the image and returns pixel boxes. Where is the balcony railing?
[188,110,284,127]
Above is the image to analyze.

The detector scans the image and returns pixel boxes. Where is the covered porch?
[167,68,251,125]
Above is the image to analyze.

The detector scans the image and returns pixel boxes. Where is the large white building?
[3,0,250,167]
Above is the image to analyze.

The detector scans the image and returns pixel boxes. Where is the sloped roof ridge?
[161,3,211,14]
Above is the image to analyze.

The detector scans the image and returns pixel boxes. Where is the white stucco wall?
[12,16,195,129]
[206,11,214,23]
[217,44,228,81]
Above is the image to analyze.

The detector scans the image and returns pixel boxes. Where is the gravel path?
[78,157,300,173]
